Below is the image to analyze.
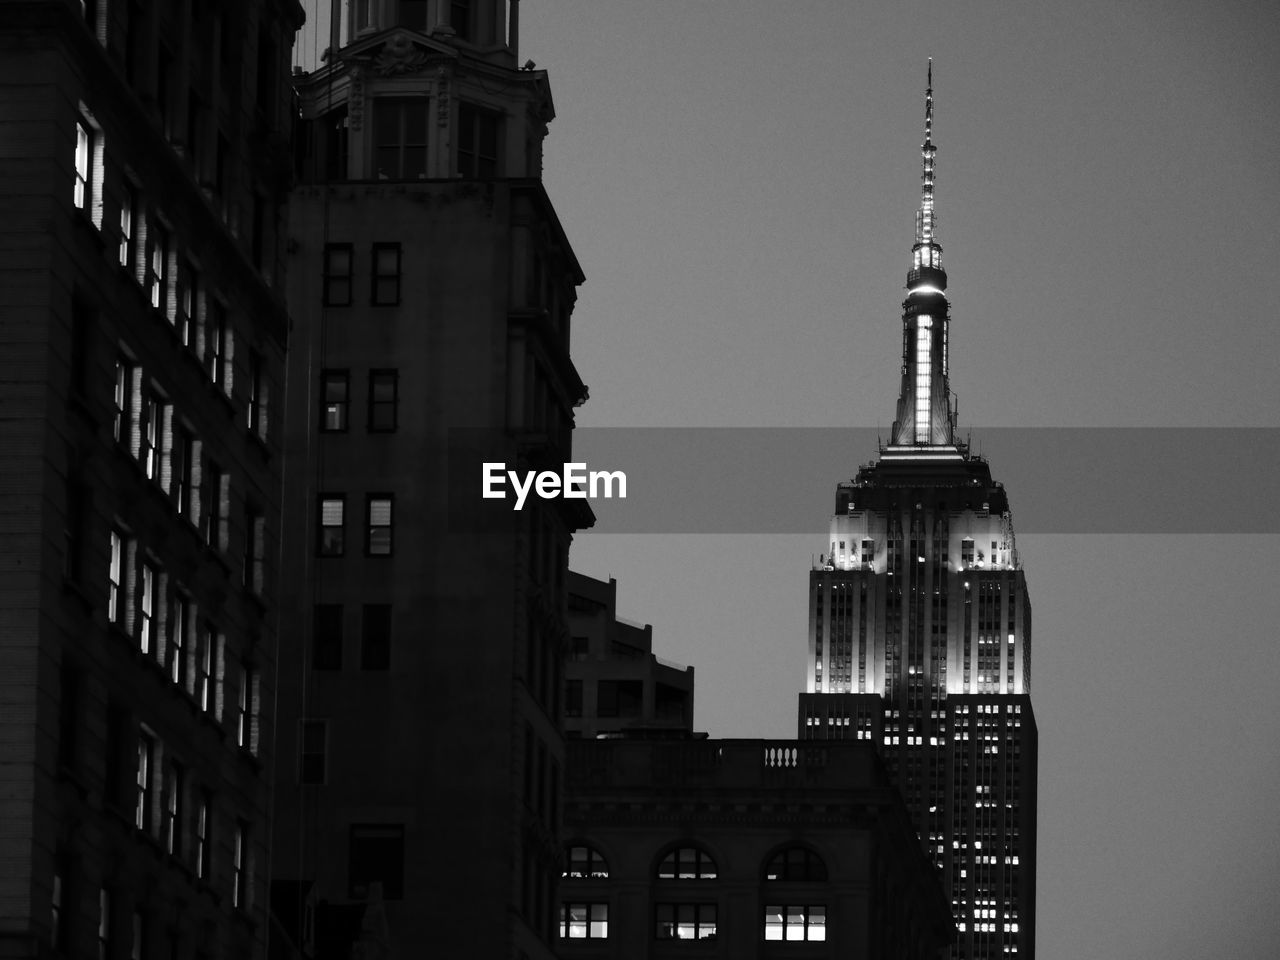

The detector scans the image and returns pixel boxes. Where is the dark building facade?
[797,65,1038,960]
[561,737,953,960]
[566,571,695,740]
[0,1,302,958]
[271,3,591,959]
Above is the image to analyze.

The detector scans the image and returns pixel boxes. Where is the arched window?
[657,845,717,880]
[564,844,609,879]
[764,846,828,882]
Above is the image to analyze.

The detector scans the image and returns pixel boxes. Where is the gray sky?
[299,1,1280,956]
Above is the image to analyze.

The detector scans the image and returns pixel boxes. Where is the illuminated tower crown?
[888,60,961,456]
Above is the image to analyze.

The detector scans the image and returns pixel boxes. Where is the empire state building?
[798,64,1038,960]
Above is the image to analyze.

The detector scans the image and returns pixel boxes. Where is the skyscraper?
[271,3,590,958]
[0,2,301,958]
[798,64,1038,960]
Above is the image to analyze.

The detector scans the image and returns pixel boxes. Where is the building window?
[320,370,349,432]
[237,663,257,751]
[163,761,183,856]
[176,260,198,348]
[366,495,393,556]
[361,604,391,670]
[658,846,717,880]
[195,791,211,880]
[399,0,428,29]
[205,299,228,389]
[323,243,353,306]
[130,911,144,960]
[119,183,136,269]
[108,530,125,624]
[74,119,92,211]
[233,820,248,910]
[457,102,499,178]
[559,903,608,939]
[148,221,170,316]
[373,101,427,180]
[348,824,405,900]
[204,464,227,551]
[114,357,134,446]
[196,625,214,713]
[764,846,828,882]
[248,350,269,441]
[313,604,343,669]
[597,679,642,719]
[450,0,473,41]
[299,719,327,783]
[565,845,609,879]
[244,509,265,595]
[173,427,195,520]
[141,392,167,482]
[97,888,111,960]
[139,561,157,654]
[564,679,582,718]
[655,904,716,940]
[135,732,154,832]
[318,495,345,556]
[51,868,65,951]
[764,905,826,942]
[368,370,398,432]
[371,243,401,305]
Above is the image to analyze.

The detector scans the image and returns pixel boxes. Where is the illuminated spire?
[916,58,937,249]
[888,60,959,455]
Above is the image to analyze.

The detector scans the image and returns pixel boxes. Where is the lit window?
[299,719,327,783]
[204,300,230,391]
[657,846,717,880]
[560,902,608,939]
[196,625,214,712]
[655,903,716,940]
[248,351,269,441]
[320,370,349,431]
[233,820,248,909]
[195,791,211,880]
[108,530,125,623]
[139,561,157,655]
[148,222,170,315]
[565,844,609,878]
[236,662,257,751]
[348,824,404,900]
[323,243,353,305]
[135,733,154,832]
[764,846,828,882]
[119,184,136,269]
[764,904,826,941]
[163,761,183,856]
[318,495,345,556]
[173,427,195,519]
[457,102,499,178]
[74,120,92,210]
[366,495,393,556]
[176,260,198,348]
[368,370,398,432]
[371,243,401,305]
[113,357,134,446]
[374,101,427,179]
